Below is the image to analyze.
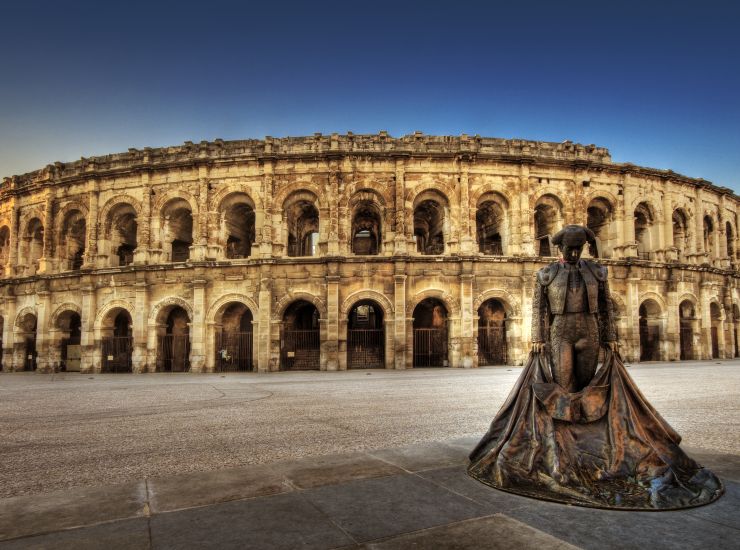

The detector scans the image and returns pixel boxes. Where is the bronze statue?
[468,225,723,510]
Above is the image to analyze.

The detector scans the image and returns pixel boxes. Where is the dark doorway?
[478,299,507,365]
[18,313,38,371]
[679,300,695,361]
[215,303,253,372]
[347,301,384,369]
[413,298,448,367]
[102,310,133,373]
[281,301,320,370]
[60,312,82,372]
[158,307,190,372]
[710,302,722,359]
[639,301,661,361]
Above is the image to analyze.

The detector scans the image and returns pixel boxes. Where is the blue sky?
[1,0,738,190]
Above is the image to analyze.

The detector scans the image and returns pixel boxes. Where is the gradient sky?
[1,1,738,190]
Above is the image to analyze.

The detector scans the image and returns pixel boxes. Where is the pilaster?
[189,278,207,371]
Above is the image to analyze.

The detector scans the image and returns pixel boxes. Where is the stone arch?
[340,290,394,318]
[282,189,321,257]
[54,201,89,232]
[348,190,385,255]
[629,196,662,220]
[148,297,193,326]
[14,306,38,330]
[677,293,699,309]
[274,291,327,321]
[209,184,262,212]
[533,193,564,256]
[583,189,619,211]
[341,184,389,210]
[94,299,136,331]
[55,203,88,270]
[50,303,82,328]
[407,289,460,318]
[638,291,667,314]
[475,191,509,256]
[207,293,259,325]
[19,207,45,232]
[215,191,257,258]
[585,195,616,258]
[672,207,691,260]
[410,186,451,209]
[473,289,521,318]
[470,183,514,210]
[274,181,324,211]
[153,188,199,215]
[99,195,142,234]
[634,201,658,258]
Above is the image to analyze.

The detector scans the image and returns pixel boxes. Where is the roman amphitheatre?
[0,132,738,374]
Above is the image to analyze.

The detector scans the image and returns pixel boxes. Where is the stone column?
[38,191,54,273]
[327,163,340,256]
[620,173,637,258]
[393,264,407,369]
[1,297,15,371]
[83,183,99,268]
[393,158,408,255]
[625,275,640,362]
[517,165,532,255]
[662,191,674,261]
[325,262,340,370]
[80,279,97,373]
[665,275,679,361]
[257,267,272,371]
[189,278,207,371]
[134,171,152,265]
[7,204,19,277]
[35,290,51,371]
[260,162,275,258]
[458,158,474,254]
[694,187,704,262]
[699,282,713,360]
[459,268,474,367]
[133,274,149,372]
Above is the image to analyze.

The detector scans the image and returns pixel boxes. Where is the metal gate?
[215,331,253,372]
[24,336,37,371]
[158,334,190,372]
[711,326,719,358]
[478,325,507,366]
[347,329,384,369]
[281,329,320,370]
[639,324,660,361]
[413,328,448,367]
[679,324,693,360]
[102,336,133,373]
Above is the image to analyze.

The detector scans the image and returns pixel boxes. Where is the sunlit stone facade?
[1,133,739,373]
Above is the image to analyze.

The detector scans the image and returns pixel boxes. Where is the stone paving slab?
[0,440,738,549]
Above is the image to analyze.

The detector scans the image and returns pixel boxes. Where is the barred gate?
[24,337,37,371]
[478,325,507,366]
[639,324,660,361]
[347,329,384,369]
[215,331,253,372]
[413,328,447,367]
[102,336,133,373]
[281,329,320,370]
[158,334,190,372]
[679,324,693,360]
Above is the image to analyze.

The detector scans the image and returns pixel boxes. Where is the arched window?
[219,193,256,259]
[0,226,10,274]
[672,209,690,261]
[284,192,320,257]
[351,202,381,255]
[586,198,614,258]
[161,199,193,262]
[23,218,44,276]
[726,222,735,263]
[58,210,86,271]
[703,215,715,260]
[634,202,655,260]
[476,198,506,255]
[534,195,562,257]
[413,192,447,255]
[105,203,138,267]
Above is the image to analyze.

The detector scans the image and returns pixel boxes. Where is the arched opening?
[23,218,44,276]
[639,299,661,361]
[414,198,445,255]
[214,303,254,372]
[476,199,505,255]
[726,222,735,264]
[703,215,715,260]
[672,209,690,261]
[733,304,740,358]
[281,300,320,370]
[634,203,655,260]
[161,199,193,262]
[710,302,722,359]
[534,195,562,257]
[106,203,138,266]
[351,202,381,255]
[477,299,507,365]
[285,194,320,257]
[157,306,190,372]
[59,210,86,271]
[347,300,384,369]
[17,312,38,371]
[220,194,255,259]
[0,226,10,274]
[586,198,614,258]
[101,309,133,373]
[55,311,81,371]
[679,300,696,360]
[412,298,448,367]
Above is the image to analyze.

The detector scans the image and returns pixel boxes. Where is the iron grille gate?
[102,336,133,373]
[24,336,37,371]
[679,324,693,360]
[347,329,384,369]
[215,331,253,372]
[639,324,660,361]
[281,329,320,370]
[478,325,507,366]
[158,334,190,372]
[413,328,447,367]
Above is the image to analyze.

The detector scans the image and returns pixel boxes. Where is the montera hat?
[551,225,596,247]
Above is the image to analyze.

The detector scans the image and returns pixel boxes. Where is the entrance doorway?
[639,300,661,361]
[679,300,695,361]
[215,303,253,372]
[478,299,507,365]
[413,298,448,367]
[347,300,384,369]
[157,307,190,372]
[281,301,320,370]
[102,310,133,373]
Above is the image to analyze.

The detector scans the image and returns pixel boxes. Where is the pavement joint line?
[686,513,740,532]
[295,489,360,547]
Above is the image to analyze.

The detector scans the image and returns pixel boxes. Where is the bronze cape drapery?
[468,350,724,510]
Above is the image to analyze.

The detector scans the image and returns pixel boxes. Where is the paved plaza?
[1,360,739,498]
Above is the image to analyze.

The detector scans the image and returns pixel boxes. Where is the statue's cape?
[468,351,724,510]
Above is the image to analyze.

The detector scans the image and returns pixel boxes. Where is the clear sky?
[1,0,738,190]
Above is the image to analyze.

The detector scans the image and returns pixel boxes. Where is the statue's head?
[552,225,596,264]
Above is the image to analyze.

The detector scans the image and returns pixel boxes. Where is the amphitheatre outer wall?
[0,132,738,373]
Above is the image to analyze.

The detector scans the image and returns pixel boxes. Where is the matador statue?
[468,225,723,510]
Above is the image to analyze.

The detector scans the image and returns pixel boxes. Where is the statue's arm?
[598,276,618,345]
[532,277,548,344]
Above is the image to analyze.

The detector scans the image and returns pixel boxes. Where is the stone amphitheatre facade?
[0,132,738,374]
